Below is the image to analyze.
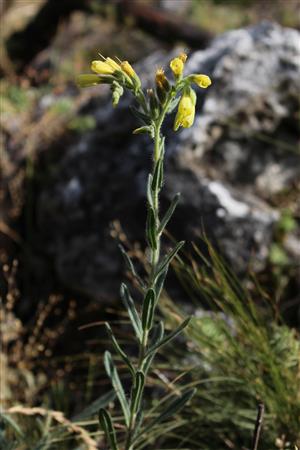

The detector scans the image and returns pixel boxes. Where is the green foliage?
[269,242,290,266]
[68,115,96,133]
[277,209,297,235]
[5,85,29,110]
[0,82,32,115]
[50,98,73,115]
[166,239,300,449]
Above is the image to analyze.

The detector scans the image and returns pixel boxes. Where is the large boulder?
[37,22,300,301]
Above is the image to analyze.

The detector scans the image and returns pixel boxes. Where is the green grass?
[158,238,300,449]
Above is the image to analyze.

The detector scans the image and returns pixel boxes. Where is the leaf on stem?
[168,96,180,114]
[158,193,181,235]
[103,351,130,426]
[118,244,145,289]
[147,174,154,208]
[105,323,135,376]
[151,154,164,193]
[153,267,168,300]
[131,371,145,416]
[146,207,157,250]
[141,321,164,374]
[130,106,150,124]
[142,289,156,331]
[120,283,143,342]
[146,317,191,356]
[133,125,154,136]
[156,241,185,278]
[140,388,196,436]
[73,390,116,421]
[98,408,119,450]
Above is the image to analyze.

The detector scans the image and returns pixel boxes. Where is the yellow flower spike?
[174,88,196,131]
[191,74,212,88]
[170,58,184,77]
[121,61,136,78]
[91,60,115,75]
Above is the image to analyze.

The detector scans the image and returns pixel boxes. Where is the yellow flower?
[106,57,121,71]
[170,53,187,77]
[191,74,212,88]
[170,58,184,77]
[76,74,102,87]
[179,52,187,63]
[91,60,115,75]
[91,57,121,75]
[174,89,196,131]
[121,61,136,78]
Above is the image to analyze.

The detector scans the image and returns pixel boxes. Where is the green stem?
[124,93,174,450]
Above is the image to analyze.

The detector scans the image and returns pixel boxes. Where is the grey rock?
[37,22,300,300]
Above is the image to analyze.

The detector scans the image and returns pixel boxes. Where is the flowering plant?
[77,53,211,450]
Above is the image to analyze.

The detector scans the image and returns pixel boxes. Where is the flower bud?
[174,88,197,131]
[179,52,187,63]
[170,58,184,77]
[147,88,160,116]
[155,68,170,92]
[106,57,121,71]
[121,61,135,78]
[155,68,170,104]
[91,60,115,75]
[111,81,124,107]
[76,74,102,87]
[121,60,141,89]
[191,74,212,88]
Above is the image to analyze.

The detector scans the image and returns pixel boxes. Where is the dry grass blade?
[7,406,98,450]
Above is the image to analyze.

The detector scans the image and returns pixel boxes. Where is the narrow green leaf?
[118,244,145,289]
[158,193,181,235]
[147,174,154,208]
[73,390,116,421]
[132,409,144,440]
[120,283,142,342]
[151,157,164,193]
[160,136,165,155]
[139,389,196,437]
[153,267,168,301]
[146,207,157,250]
[98,408,119,450]
[105,323,135,376]
[142,289,156,331]
[141,322,164,373]
[103,351,130,426]
[157,388,196,421]
[150,321,165,345]
[131,371,145,416]
[130,106,149,124]
[146,317,191,357]
[168,96,180,113]
[156,241,185,277]
[0,413,24,439]
[132,125,153,135]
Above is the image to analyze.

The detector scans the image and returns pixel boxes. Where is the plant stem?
[124,95,173,450]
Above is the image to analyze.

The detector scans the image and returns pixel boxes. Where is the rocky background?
[1,0,300,415]
[36,23,300,316]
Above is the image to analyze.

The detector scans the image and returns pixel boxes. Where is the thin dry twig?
[251,403,264,450]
